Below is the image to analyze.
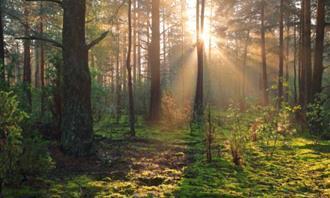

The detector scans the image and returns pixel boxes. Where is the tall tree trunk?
[278,0,284,107]
[23,4,32,112]
[260,0,269,105]
[149,0,161,122]
[293,24,298,104]
[312,0,325,98]
[0,0,5,86]
[61,0,93,156]
[193,0,205,122]
[39,5,45,116]
[133,0,137,86]
[299,0,306,107]
[241,31,250,109]
[127,0,136,136]
[303,0,312,104]
[285,24,290,102]
[116,22,121,123]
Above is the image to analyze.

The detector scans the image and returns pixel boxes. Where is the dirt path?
[48,133,189,197]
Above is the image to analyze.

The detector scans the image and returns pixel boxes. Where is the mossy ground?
[3,118,329,197]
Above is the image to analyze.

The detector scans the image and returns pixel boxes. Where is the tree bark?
[0,0,5,86]
[149,0,161,122]
[312,0,325,98]
[61,0,93,156]
[260,0,269,105]
[193,0,205,122]
[23,4,32,112]
[278,0,284,107]
[303,0,312,104]
[127,0,136,136]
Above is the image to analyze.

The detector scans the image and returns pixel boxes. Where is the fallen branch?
[26,0,62,7]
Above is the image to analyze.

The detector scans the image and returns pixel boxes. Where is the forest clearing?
[0,0,329,197]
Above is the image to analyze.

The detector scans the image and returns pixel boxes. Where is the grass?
[3,117,330,197]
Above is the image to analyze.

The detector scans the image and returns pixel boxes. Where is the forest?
[0,0,329,197]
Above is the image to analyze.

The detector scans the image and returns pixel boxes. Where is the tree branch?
[87,31,109,50]
[15,36,63,48]
[26,0,63,7]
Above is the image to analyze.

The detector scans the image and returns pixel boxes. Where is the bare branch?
[15,36,63,48]
[87,31,109,50]
[26,0,63,7]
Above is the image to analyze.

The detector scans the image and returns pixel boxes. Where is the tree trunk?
[299,0,306,107]
[0,0,5,86]
[61,0,93,156]
[285,24,290,102]
[278,0,284,107]
[127,0,136,136]
[23,4,32,112]
[149,0,161,122]
[303,0,312,104]
[116,22,121,123]
[293,24,298,104]
[312,0,325,98]
[260,0,269,105]
[39,5,45,116]
[193,0,205,122]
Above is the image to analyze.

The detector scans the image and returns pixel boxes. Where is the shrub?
[0,91,54,194]
[19,133,55,178]
[225,104,248,166]
[0,91,26,190]
[161,91,191,127]
[307,94,330,139]
[251,103,299,155]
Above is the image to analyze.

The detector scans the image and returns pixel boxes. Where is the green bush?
[225,104,248,166]
[19,133,55,177]
[0,91,26,187]
[0,91,54,193]
[252,103,299,155]
[307,94,330,139]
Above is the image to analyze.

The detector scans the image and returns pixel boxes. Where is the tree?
[260,0,269,105]
[149,0,161,122]
[23,2,32,112]
[60,0,93,156]
[312,0,326,98]
[193,0,205,122]
[0,0,5,86]
[278,0,284,106]
[127,0,136,136]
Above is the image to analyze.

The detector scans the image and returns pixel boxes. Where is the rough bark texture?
[127,0,136,136]
[260,0,269,106]
[193,0,205,122]
[312,0,325,98]
[303,0,312,104]
[61,0,93,156]
[299,0,306,107]
[23,4,32,111]
[0,0,5,85]
[278,0,284,106]
[149,0,161,122]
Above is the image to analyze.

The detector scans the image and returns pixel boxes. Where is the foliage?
[0,91,54,189]
[90,68,109,122]
[161,91,191,128]
[251,103,299,155]
[0,91,26,184]
[19,132,55,177]
[307,94,330,139]
[225,104,248,166]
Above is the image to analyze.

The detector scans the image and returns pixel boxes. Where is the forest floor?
[4,121,330,197]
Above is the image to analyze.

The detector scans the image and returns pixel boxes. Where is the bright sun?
[186,1,213,46]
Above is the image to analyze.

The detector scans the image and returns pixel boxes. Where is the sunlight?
[185,0,213,47]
